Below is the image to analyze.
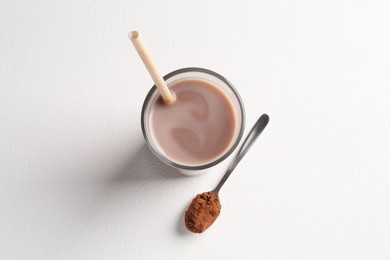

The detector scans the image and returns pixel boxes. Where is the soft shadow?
[176,199,193,236]
[109,143,183,184]
[81,143,187,222]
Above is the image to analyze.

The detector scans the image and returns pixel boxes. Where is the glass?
[141,67,245,176]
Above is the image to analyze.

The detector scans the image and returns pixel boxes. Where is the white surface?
[1,0,390,259]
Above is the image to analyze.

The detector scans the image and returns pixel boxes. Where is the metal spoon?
[213,113,269,194]
[185,114,270,233]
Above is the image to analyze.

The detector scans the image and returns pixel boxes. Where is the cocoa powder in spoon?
[185,192,221,233]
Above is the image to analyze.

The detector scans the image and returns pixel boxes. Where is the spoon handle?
[213,114,270,193]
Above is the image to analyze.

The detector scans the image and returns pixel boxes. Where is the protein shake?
[141,68,245,175]
[150,79,236,166]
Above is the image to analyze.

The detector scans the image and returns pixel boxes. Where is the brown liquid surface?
[150,80,236,166]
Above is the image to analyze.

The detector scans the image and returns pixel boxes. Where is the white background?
[1,0,390,259]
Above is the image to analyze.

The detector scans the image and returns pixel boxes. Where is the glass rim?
[141,67,246,171]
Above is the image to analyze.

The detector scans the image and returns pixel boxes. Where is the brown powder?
[184,192,221,233]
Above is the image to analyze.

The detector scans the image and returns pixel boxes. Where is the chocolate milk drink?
[141,68,245,176]
[150,79,236,166]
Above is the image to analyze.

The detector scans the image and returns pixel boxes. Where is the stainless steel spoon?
[213,113,270,194]
[185,114,270,233]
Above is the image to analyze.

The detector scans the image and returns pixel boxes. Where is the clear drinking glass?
[141,67,245,176]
